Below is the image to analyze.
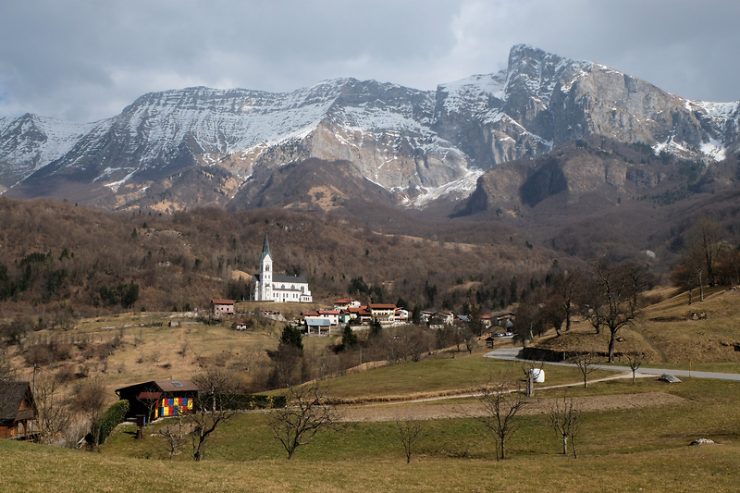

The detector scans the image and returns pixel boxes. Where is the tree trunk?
[561,434,568,455]
[608,330,617,363]
[565,302,572,332]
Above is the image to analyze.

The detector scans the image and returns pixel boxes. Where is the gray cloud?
[1,0,738,121]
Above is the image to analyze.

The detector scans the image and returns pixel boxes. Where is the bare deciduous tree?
[590,264,642,362]
[549,395,581,458]
[571,353,598,388]
[32,372,71,444]
[189,368,237,461]
[464,332,478,355]
[70,377,106,449]
[269,384,337,459]
[396,418,425,464]
[478,384,527,461]
[624,351,645,384]
[0,348,12,382]
[158,416,190,459]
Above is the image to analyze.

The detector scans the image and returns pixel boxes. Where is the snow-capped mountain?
[0,113,95,187]
[2,44,738,211]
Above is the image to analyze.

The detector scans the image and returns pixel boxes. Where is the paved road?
[485,347,740,382]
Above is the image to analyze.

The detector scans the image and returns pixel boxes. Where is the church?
[252,236,312,303]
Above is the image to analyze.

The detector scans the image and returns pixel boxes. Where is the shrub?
[90,400,129,446]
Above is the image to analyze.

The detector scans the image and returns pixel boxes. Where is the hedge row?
[89,400,129,445]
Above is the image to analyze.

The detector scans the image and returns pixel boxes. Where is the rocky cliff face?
[1,45,737,211]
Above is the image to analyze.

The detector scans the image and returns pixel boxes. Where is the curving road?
[485,347,740,382]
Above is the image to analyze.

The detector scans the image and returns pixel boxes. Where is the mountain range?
[1,44,738,216]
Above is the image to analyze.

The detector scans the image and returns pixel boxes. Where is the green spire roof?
[260,234,271,261]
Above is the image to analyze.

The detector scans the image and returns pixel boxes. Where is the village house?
[369,303,397,324]
[115,379,199,422]
[211,298,235,318]
[252,236,312,303]
[420,310,436,324]
[317,309,340,326]
[333,298,361,310]
[0,381,37,440]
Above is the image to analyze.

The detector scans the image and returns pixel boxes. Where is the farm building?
[115,379,199,422]
[211,299,235,317]
[0,381,37,440]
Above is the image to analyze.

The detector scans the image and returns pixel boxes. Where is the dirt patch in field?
[337,392,685,422]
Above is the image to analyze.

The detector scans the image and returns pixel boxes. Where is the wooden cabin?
[0,381,37,440]
[115,379,199,422]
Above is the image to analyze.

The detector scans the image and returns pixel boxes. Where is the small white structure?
[528,368,545,383]
[305,317,331,336]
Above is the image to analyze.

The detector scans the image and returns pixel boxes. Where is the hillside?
[533,287,740,370]
[0,197,551,318]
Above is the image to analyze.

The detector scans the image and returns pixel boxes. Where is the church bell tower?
[260,235,272,300]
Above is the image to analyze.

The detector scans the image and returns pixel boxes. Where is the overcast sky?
[1,0,738,122]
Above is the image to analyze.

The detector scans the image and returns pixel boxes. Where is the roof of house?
[334,298,353,304]
[304,317,332,326]
[369,304,397,310]
[318,310,340,315]
[0,381,35,421]
[211,299,235,305]
[115,379,199,395]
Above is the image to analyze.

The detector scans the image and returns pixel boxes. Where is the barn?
[115,379,199,422]
[0,381,37,440]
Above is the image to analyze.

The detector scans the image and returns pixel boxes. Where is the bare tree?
[269,384,337,459]
[478,384,527,461]
[396,418,425,464]
[0,348,12,382]
[189,368,237,461]
[464,331,478,355]
[690,217,722,287]
[571,353,598,388]
[158,416,190,459]
[549,395,581,458]
[593,264,641,362]
[624,352,645,384]
[32,372,71,444]
[70,377,107,449]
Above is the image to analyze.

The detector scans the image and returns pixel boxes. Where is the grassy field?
[2,439,738,493]
[3,288,739,492]
[313,350,614,401]
[2,375,738,492]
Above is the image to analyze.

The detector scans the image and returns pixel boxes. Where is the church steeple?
[260,234,271,261]
[258,234,273,301]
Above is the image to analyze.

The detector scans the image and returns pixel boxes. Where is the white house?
[317,310,340,326]
[252,236,312,303]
